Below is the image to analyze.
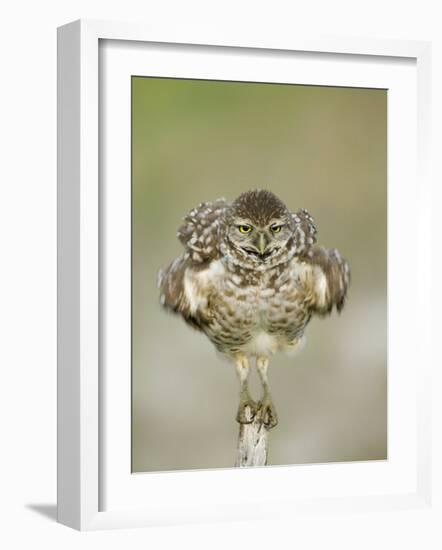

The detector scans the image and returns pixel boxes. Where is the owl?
[158,189,350,428]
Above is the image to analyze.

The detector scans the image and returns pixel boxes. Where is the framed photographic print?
[57,20,433,530]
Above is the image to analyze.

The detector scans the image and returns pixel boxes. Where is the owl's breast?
[190,260,311,356]
[258,276,310,336]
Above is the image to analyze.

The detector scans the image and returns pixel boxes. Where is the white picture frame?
[57,19,433,531]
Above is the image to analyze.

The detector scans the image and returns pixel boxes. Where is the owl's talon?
[259,399,278,429]
[236,399,258,424]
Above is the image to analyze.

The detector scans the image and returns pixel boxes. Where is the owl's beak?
[257,232,268,256]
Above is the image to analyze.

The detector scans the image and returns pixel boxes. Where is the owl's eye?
[270,224,283,233]
[238,224,253,234]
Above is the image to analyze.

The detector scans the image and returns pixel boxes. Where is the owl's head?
[222,189,296,267]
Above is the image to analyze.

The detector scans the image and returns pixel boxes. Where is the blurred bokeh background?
[131,77,387,472]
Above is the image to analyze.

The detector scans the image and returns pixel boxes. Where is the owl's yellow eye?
[238,225,253,234]
[271,224,283,233]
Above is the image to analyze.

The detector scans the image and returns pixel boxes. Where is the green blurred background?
[132,77,387,472]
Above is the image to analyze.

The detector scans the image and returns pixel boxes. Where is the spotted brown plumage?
[158,189,350,428]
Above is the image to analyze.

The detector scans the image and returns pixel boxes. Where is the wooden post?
[235,405,269,467]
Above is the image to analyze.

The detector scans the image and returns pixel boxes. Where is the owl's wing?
[290,208,318,255]
[157,253,202,329]
[297,245,350,314]
[177,198,228,263]
[290,208,349,312]
[157,198,228,329]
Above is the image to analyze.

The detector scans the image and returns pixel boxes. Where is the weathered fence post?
[235,405,269,467]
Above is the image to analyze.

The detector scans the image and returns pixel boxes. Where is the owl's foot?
[236,397,258,424]
[259,397,278,429]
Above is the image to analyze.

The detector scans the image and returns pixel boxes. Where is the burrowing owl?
[158,190,350,428]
